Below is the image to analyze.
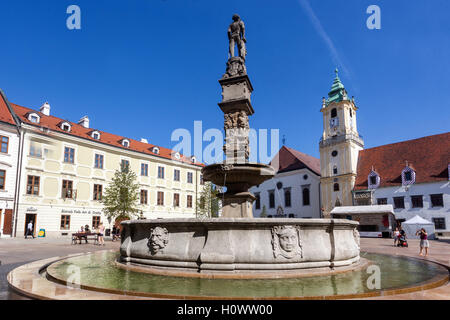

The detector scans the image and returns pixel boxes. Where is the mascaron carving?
[271,225,303,259]
[148,226,169,255]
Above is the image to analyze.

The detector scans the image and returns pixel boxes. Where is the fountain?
[8,15,448,300]
[116,14,361,278]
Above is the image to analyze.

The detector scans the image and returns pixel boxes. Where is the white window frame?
[401,166,415,186]
[91,131,101,140]
[28,113,40,123]
[121,139,130,148]
[368,170,380,189]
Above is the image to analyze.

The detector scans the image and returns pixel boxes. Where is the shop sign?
[61,209,102,215]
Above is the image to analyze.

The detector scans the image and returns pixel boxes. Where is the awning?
[330,205,394,215]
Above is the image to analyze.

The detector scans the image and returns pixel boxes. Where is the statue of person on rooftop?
[228,14,247,60]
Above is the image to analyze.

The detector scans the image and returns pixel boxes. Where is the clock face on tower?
[329,117,339,128]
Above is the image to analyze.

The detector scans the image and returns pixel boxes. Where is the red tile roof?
[0,91,18,126]
[272,146,321,176]
[354,132,450,190]
[10,103,204,167]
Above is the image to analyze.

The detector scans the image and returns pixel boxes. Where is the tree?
[196,182,221,218]
[260,205,268,218]
[102,163,140,222]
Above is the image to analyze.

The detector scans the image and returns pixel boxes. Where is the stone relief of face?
[148,227,169,254]
[271,225,303,259]
[278,228,298,252]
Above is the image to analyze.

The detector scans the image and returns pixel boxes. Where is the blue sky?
[0,0,449,162]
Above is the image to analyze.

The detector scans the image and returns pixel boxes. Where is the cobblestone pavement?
[1,237,449,300]
[0,237,120,300]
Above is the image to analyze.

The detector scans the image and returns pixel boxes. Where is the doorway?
[3,209,12,235]
[24,213,37,236]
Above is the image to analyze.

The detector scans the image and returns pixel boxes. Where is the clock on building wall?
[329,117,339,128]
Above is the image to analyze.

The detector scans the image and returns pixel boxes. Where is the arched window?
[333,165,338,175]
[331,108,337,118]
[121,139,130,148]
[302,188,310,206]
[349,109,353,117]
[333,183,340,192]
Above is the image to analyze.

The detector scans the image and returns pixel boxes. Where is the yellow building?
[11,102,203,238]
[319,70,364,217]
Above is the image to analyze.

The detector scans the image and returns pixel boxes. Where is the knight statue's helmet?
[232,14,240,21]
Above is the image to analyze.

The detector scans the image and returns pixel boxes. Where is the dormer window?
[191,156,196,163]
[121,139,130,148]
[173,152,180,160]
[368,170,380,189]
[28,113,40,123]
[152,147,160,155]
[91,131,101,140]
[401,165,416,186]
[59,121,72,132]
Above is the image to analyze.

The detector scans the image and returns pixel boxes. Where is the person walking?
[416,228,429,257]
[97,222,105,246]
[393,227,400,247]
[25,221,34,239]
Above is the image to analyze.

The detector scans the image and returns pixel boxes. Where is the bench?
[71,232,99,245]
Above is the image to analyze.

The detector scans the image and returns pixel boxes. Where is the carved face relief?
[272,226,302,259]
[148,227,169,254]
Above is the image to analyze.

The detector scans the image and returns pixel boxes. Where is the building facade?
[251,146,321,218]
[0,90,21,237]
[319,70,364,217]
[9,100,203,238]
[353,132,450,237]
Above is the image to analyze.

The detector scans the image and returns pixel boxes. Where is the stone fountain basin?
[119,218,360,278]
[201,162,275,188]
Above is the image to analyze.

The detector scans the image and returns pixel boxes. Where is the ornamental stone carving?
[223,57,247,79]
[224,111,249,130]
[237,110,249,129]
[271,225,303,259]
[148,226,169,255]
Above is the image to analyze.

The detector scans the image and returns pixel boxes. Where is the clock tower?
[319,69,364,217]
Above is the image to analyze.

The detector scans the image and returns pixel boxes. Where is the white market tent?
[401,215,435,240]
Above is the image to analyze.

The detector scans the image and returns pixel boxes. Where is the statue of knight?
[228,14,247,60]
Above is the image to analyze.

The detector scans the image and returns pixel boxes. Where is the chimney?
[140,138,148,144]
[78,116,89,128]
[40,102,50,116]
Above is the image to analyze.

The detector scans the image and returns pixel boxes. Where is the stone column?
[219,57,254,165]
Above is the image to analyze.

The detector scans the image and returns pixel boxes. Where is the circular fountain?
[117,14,361,278]
[118,218,361,278]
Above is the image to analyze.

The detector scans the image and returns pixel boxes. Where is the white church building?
[250,146,321,218]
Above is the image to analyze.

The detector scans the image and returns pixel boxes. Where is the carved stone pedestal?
[202,57,274,218]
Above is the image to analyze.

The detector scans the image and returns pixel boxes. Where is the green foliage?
[196,182,221,218]
[260,205,268,218]
[101,163,140,221]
